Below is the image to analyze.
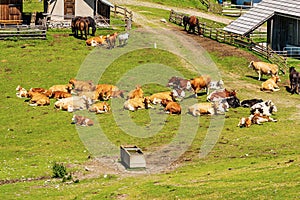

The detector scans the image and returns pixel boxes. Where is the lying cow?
[16,85,28,98]
[161,99,181,115]
[224,96,240,108]
[86,35,107,46]
[69,78,95,92]
[250,100,277,116]
[190,75,211,96]
[207,88,237,102]
[49,84,73,94]
[188,101,228,117]
[241,98,263,107]
[95,84,119,100]
[54,95,93,112]
[261,75,281,92]
[127,85,144,100]
[51,91,72,99]
[167,76,191,90]
[71,115,94,126]
[148,91,175,105]
[238,112,277,128]
[123,97,151,111]
[88,102,110,114]
[248,61,278,81]
[26,91,50,106]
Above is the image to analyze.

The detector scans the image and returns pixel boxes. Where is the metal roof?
[223,0,300,35]
[100,0,114,8]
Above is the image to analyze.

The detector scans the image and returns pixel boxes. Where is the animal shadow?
[245,75,267,81]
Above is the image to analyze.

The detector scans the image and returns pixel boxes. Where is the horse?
[289,66,300,94]
[182,15,190,31]
[187,16,199,34]
[71,16,82,34]
[85,16,97,36]
[75,18,88,39]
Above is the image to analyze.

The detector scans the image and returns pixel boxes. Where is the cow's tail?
[248,61,254,68]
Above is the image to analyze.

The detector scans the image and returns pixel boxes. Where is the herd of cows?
[15,58,299,128]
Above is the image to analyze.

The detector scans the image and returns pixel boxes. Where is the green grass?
[1,5,300,200]
[23,0,44,12]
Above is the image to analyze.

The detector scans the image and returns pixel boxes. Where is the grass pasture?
[1,6,300,200]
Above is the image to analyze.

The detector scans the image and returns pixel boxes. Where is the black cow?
[241,98,263,107]
[225,96,241,108]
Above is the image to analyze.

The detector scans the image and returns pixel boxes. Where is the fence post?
[114,5,117,18]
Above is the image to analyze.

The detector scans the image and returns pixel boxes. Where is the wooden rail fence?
[169,10,288,71]
[113,5,133,20]
[0,27,46,40]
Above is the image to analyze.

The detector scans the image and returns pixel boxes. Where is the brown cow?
[148,91,175,105]
[161,100,181,115]
[127,85,144,100]
[190,75,211,97]
[89,102,110,114]
[261,75,281,92]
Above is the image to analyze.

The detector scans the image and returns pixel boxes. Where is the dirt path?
[112,0,233,25]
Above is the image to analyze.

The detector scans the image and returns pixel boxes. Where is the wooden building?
[0,0,22,24]
[224,0,300,54]
[45,0,114,23]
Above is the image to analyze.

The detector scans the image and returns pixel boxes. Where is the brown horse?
[75,18,88,39]
[187,16,199,34]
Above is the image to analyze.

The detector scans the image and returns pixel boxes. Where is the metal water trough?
[120,145,146,169]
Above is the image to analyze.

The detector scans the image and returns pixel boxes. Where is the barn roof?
[99,0,114,8]
[223,0,300,36]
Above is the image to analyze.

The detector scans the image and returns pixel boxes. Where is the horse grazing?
[85,16,97,36]
[75,18,88,39]
[187,16,199,34]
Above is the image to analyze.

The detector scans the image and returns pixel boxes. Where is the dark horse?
[289,66,300,94]
[75,18,88,39]
[71,16,96,38]
[182,15,190,31]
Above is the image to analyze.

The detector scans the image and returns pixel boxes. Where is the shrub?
[52,162,67,178]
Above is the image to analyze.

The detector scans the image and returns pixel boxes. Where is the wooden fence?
[169,10,288,71]
[0,27,46,40]
[112,5,133,20]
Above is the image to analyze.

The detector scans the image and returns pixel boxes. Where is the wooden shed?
[0,0,23,25]
[45,0,114,23]
[224,0,300,55]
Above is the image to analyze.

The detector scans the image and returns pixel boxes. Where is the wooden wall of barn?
[269,14,300,51]
[97,1,111,23]
[0,0,22,21]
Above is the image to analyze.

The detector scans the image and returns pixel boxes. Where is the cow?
[54,95,93,112]
[248,61,279,81]
[118,32,129,46]
[95,84,119,100]
[26,91,50,106]
[106,32,118,49]
[237,116,252,128]
[51,91,72,99]
[241,98,263,108]
[123,97,151,111]
[250,100,277,116]
[71,115,94,126]
[190,75,211,97]
[166,76,191,90]
[49,84,73,94]
[188,101,228,117]
[238,111,277,128]
[69,78,95,92]
[289,67,300,94]
[86,35,107,46]
[89,102,110,114]
[127,85,144,100]
[16,85,29,98]
[148,91,175,105]
[224,96,241,108]
[261,75,281,92]
[209,80,224,91]
[161,99,181,115]
[187,16,199,34]
[207,88,237,102]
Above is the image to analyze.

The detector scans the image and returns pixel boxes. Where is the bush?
[52,162,67,178]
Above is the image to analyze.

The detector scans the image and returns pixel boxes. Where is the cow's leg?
[258,71,261,80]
